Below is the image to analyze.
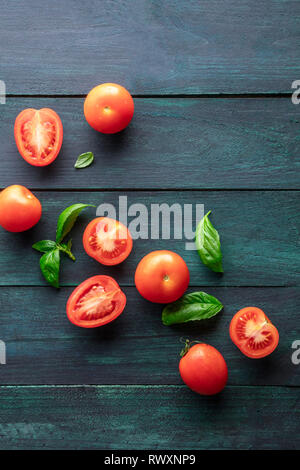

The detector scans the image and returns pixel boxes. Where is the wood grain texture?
[0,385,298,449]
[1,0,300,94]
[0,190,298,287]
[2,97,300,189]
[1,0,300,451]
[0,286,299,386]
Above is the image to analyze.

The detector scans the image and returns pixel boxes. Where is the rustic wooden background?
[0,0,299,449]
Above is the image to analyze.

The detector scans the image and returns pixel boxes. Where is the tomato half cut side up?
[14,108,63,166]
[83,217,133,266]
[66,275,126,328]
[229,307,279,359]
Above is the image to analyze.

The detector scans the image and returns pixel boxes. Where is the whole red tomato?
[0,185,42,232]
[179,341,228,395]
[135,250,190,303]
[84,83,134,134]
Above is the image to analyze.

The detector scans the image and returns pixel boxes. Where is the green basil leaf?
[32,240,57,253]
[195,211,223,273]
[74,152,94,169]
[162,291,223,326]
[56,203,94,243]
[39,249,60,288]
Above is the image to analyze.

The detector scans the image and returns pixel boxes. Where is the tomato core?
[74,284,116,322]
[22,113,55,160]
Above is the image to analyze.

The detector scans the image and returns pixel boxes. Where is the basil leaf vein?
[162,291,223,326]
[196,211,223,273]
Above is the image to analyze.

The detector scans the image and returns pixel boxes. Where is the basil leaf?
[56,203,94,243]
[195,211,223,273]
[32,240,57,253]
[39,249,60,288]
[162,291,223,326]
[74,152,94,169]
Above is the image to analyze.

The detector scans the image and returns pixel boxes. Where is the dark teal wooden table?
[0,0,299,449]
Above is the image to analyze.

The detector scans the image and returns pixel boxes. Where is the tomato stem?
[180,338,191,357]
[180,338,202,357]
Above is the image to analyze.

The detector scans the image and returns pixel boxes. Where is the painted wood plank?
[0,286,299,386]
[1,98,300,189]
[1,1,300,94]
[0,191,298,287]
[0,385,298,449]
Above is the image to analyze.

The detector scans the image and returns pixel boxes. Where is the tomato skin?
[84,83,134,134]
[0,185,42,232]
[83,217,133,266]
[135,250,190,303]
[14,108,63,166]
[229,307,279,359]
[179,343,228,396]
[66,275,126,328]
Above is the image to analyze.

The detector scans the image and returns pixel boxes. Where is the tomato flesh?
[66,275,126,328]
[14,108,63,166]
[75,284,115,322]
[83,217,133,266]
[230,307,279,358]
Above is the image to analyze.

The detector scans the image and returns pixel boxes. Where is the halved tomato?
[229,307,279,359]
[14,108,63,166]
[66,275,126,328]
[83,217,133,266]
